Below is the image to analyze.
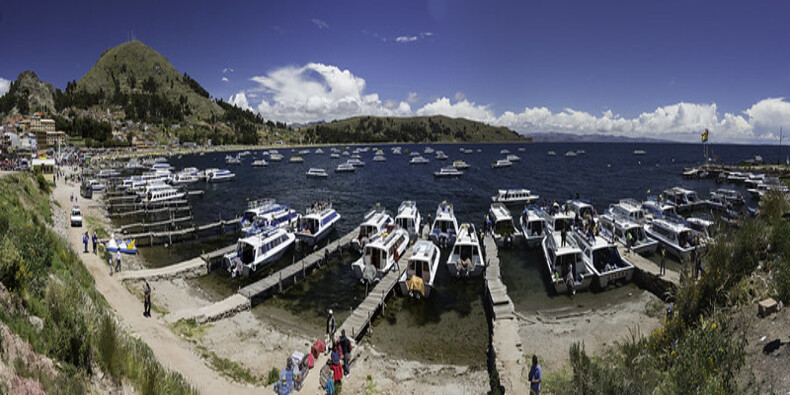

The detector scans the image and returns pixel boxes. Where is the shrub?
[266,367,280,385]
[97,313,120,379]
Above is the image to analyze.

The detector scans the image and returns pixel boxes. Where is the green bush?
[266,367,280,385]
[97,313,120,379]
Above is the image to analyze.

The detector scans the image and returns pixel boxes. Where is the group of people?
[82,231,99,253]
[326,310,353,379]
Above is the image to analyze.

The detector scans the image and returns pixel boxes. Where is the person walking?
[528,355,542,394]
[659,245,666,276]
[143,280,151,317]
[82,232,89,253]
[115,250,122,273]
[326,309,336,353]
[92,233,98,254]
[338,329,353,376]
[109,256,114,276]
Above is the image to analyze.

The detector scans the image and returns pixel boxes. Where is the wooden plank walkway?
[118,257,208,282]
[109,199,190,211]
[339,245,414,342]
[107,205,192,218]
[103,217,241,245]
[239,230,357,300]
[119,215,194,233]
[483,234,528,393]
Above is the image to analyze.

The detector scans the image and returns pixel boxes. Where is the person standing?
[528,355,542,394]
[326,309,336,352]
[115,250,122,273]
[82,232,89,253]
[626,231,633,253]
[561,226,567,247]
[659,245,666,276]
[338,329,353,376]
[92,233,98,254]
[143,280,151,317]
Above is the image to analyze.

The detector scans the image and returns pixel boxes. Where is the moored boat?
[223,227,295,277]
[571,227,634,288]
[335,163,355,173]
[306,168,328,178]
[399,240,441,298]
[429,201,458,248]
[597,214,658,256]
[452,160,471,170]
[492,159,512,168]
[352,227,409,283]
[644,218,704,262]
[491,188,539,205]
[352,205,394,252]
[488,203,517,247]
[295,203,341,246]
[447,223,484,277]
[395,200,422,239]
[410,156,430,165]
[434,166,463,178]
[542,210,593,294]
[519,206,547,248]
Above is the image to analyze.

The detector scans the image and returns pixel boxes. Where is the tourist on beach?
[326,309,336,351]
[528,355,542,394]
[329,345,343,382]
[659,246,666,276]
[82,232,89,252]
[275,357,294,395]
[109,256,114,275]
[115,250,122,273]
[143,280,151,317]
[92,233,98,254]
[338,329,352,376]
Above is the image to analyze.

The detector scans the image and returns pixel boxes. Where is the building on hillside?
[20,133,38,151]
[20,116,56,148]
[46,131,67,149]
[31,158,56,182]
[1,132,20,151]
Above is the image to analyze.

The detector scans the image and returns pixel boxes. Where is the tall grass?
[0,173,195,393]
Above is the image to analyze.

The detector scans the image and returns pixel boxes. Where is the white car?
[70,206,83,227]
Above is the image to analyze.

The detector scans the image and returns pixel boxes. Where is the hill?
[0,71,55,114]
[73,40,224,121]
[527,132,668,143]
[298,115,528,144]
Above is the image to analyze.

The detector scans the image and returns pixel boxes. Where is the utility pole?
[779,126,783,165]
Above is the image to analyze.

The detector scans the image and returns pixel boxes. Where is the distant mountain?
[74,40,224,121]
[526,132,668,143]
[298,115,528,144]
[0,71,55,114]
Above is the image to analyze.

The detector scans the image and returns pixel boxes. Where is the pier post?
[279,272,283,293]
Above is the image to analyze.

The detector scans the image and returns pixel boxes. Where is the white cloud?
[0,78,10,96]
[228,92,251,111]
[222,67,234,74]
[396,36,418,43]
[221,76,229,82]
[312,18,329,29]
[233,63,790,143]
[240,63,411,124]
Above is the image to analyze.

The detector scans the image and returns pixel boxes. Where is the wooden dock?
[107,205,192,218]
[109,199,190,212]
[103,217,241,246]
[118,215,194,233]
[339,245,414,342]
[483,234,529,393]
[239,230,357,302]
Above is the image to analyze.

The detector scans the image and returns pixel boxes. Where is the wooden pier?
[104,217,241,246]
[483,234,529,393]
[118,257,208,282]
[109,199,190,212]
[107,205,192,218]
[339,245,414,342]
[118,215,194,233]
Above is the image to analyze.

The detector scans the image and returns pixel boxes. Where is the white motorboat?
[335,163,355,173]
[410,156,430,164]
[506,154,521,162]
[289,156,304,163]
[500,149,510,154]
[633,149,646,156]
[542,210,593,294]
[434,166,463,178]
[270,153,284,162]
[565,199,597,222]
[169,172,200,186]
[205,168,235,182]
[342,151,350,157]
[519,207,547,248]
[346,158,365,167]
[351,154,362,159]
[352,227,409,283]
[97,169,121,178]
[315,148,324,154]
[398,240,441,298]
[642,199,682,222]
[491,159,512,168]
[571,228,634,288]
[252,159,268,167]
[373,155,386,162]
[352,206,394,252]
[392,147,402,155]
[429,201,458,248]
[712,188,745,207]
[240,199,298,235]
[453,160,471,170]
[151,162,173,171]
[607,198,648,225]
[705,191,733,212]
[395,200,422,239]
[144,187,185,205]
[488,203,517,247]
[330,153,340,159]
[87,179,106,192]
[662,187,702,213]
[564,151,577,157]
[726,171,748,183]
[295,203,341,246]
[597,214,658,256]
[446,223,484,277]
[491,189,539,205]
[409,151,420,157]
[298,149,311,155]
[223,227,295,277]
[226,156,241,165]
[547,151,556,156]
[306,168,328,178]
[435,151,448,160]
[424,146,435,154]
[645,218,704,262]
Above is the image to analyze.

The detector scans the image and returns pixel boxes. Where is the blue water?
[160,142,768,365]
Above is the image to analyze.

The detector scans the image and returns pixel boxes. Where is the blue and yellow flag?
[701,129,709,143]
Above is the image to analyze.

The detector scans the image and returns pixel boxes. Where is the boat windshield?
[554,218,570,232]
[396,218,412,230]
[239,242,255,264]
[299,218,319,234]
[458,245,476,260]
[436,220,455,234]
[495,220,515,235]
[527,219,544,236]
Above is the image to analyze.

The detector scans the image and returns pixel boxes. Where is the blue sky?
[1,0,789,142]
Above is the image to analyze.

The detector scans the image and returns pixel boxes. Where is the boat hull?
[446,262,484,278]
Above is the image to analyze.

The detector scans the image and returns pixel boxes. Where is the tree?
[142,76,157,93]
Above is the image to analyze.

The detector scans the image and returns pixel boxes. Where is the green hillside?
[74,40,224,121]
[299,115,528,144]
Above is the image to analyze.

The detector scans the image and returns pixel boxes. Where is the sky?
[1,0,790,143]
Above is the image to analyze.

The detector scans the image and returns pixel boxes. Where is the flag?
[701,129,709,143]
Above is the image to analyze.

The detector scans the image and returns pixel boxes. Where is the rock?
[0,282,11,310]
[28,316,43,332]
[758,298,778,317]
